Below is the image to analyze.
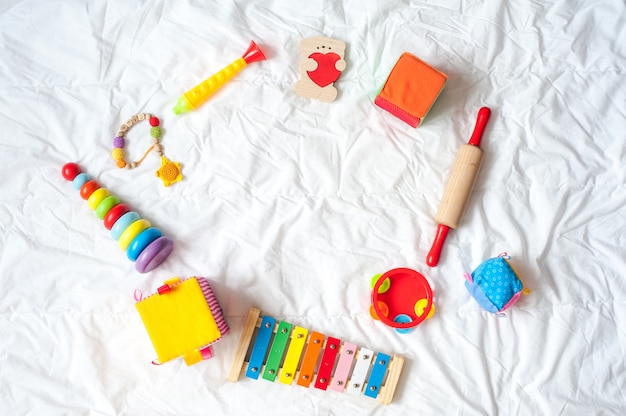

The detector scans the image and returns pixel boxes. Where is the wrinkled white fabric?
[1,0,624,415]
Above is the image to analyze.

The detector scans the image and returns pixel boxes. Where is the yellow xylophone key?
[278,326,308,385]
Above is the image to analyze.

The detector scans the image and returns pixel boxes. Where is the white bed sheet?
[1,0,625,415]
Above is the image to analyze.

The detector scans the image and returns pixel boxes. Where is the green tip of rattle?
[172,95,194,115]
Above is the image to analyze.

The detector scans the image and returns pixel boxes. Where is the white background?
[1,1,625,415]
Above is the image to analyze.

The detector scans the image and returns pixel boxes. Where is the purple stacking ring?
[135,236,173,273]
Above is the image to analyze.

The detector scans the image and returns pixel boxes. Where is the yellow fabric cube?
[136,277,221,365]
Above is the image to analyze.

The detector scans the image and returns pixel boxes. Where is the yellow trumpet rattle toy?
[172,40,266,115]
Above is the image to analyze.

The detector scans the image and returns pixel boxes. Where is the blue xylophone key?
[245,316,275,379]
[364,352,390,399]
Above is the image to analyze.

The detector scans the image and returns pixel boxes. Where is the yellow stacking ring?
[87,188,111,210]
[118,219,151,250]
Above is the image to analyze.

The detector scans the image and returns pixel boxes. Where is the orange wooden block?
[375,53,447,128]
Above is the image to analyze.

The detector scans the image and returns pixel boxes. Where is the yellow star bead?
[155,156,183,187]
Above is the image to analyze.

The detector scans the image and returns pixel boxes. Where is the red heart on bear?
[307,52,342,87]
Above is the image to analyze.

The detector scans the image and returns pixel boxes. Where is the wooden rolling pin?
[426,107,491,267]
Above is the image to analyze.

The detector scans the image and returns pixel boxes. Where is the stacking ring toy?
[370,268,435,333]
[62,162,174,274]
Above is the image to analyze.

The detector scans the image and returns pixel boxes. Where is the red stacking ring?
[103,203,131,230]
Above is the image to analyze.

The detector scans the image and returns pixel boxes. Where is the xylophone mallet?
[426,107,491,267]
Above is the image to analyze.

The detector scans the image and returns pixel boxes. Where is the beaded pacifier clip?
[111,113,183,187]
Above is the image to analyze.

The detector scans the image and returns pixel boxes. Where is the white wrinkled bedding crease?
[1,1,624,415]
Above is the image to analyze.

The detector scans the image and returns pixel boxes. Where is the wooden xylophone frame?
[228,307,404,405]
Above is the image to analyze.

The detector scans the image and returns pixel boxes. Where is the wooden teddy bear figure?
[295,36,346,102]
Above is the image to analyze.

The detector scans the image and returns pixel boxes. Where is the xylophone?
[228,307,405,405]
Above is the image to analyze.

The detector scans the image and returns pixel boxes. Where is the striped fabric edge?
[197,277,230,338]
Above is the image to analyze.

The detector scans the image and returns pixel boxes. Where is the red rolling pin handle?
[468,107,491,146]
[426,224,450,267]
[426,107,491,267]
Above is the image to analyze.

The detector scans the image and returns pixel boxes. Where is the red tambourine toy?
[370,268,435,334]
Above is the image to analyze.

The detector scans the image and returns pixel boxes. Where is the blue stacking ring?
[127,227,162,261]
[72,173,92,190]
[110,211,140,241]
